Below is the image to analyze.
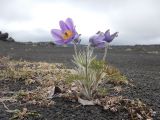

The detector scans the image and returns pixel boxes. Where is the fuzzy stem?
[85,46,88,81]
[102,43,109,61]
[73,43,78,57]
[85,45,92,99]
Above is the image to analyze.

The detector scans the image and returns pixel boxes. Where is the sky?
[0,0,160,45]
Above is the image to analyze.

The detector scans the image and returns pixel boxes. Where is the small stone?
[55,86,62,94]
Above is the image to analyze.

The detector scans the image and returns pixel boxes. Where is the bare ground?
[0,40,160,120]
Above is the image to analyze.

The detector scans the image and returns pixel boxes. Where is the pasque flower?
[51,18,79,45]
[89,33,106,48]
[104,29,118,43]
[89,29,118,61]
[49,18,123,104]
[89,30,118,48]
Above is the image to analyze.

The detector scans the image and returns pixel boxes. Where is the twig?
[0,91,15,94]
[0,97,17,102]
[1,101,10,110]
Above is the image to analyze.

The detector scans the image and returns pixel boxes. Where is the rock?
[0,33,9,40]
[7,37,15,42]
[0,31,15,42]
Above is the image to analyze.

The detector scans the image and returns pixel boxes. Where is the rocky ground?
[0,40,160,120]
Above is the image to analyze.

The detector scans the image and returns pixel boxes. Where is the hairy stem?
[103,43,109,61]
[85,46,88,84]
[73,43,78,57]
[86,45,92,99]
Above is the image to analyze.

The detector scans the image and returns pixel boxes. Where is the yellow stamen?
[62,30,73,40]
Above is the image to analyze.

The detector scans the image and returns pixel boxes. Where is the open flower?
[51,18,79,45]
[89,33,106,48]
[104,29,118,43]
[89,30,118,48]
[89,30,118,61]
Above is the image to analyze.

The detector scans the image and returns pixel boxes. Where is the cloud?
[0,0,32,21]
[9,29,52,42]
[0,0,159,45]
[112,0,160,45]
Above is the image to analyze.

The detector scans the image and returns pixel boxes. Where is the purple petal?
[51,29,63,40]
[89,34,105,48]
[64,37,74,44]
[96,42,106,48]
[104,29,118,43]
[104,29,111,40]
[89,35,97,45]
[54,40,64,45]
[94,34,105,43]
[111,32,118,38]
[51,18,79,45]
[59,20,69,32]
[63,31,79,44]
[65,18,74,31]
[108,32,118,42]
[73,32,79,40]
[73,34,81,44]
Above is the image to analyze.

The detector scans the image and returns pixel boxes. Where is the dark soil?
[0,79,40,92]
[0,97,130,120]
[0,40,160,120]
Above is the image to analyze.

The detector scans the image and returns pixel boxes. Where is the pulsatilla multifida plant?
[72,47,106,100]
[51,18,119,101]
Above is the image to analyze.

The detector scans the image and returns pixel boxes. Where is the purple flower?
[51,18,79,45]
[104,29,118,43]
[89,30,118,48]
[89,33,106,48]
